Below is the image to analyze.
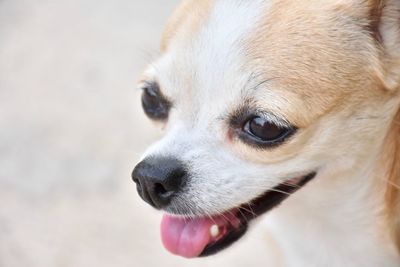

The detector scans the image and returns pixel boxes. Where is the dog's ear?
[368,0,400,91]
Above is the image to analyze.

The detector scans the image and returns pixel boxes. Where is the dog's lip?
[198,172,317,257]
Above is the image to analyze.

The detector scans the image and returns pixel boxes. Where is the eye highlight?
[140,82,171,121]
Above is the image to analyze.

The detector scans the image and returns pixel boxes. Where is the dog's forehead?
[152,0,269,122]
[152,0,382,127]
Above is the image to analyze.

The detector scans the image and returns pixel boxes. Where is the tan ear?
[369,0,400,91]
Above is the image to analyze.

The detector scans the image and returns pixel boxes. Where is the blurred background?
[0,0,272,266]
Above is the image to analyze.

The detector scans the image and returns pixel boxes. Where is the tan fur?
[160,0,213,53]
[384,105,400,251]
[368,0,385,42]
[241,0,388,130]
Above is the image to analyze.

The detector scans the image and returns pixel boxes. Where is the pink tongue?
[161,215,215,258]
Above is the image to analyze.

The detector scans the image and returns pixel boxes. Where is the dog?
[131,0,400,265]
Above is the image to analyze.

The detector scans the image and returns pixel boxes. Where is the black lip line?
[241,172,316,221]
[199,172,316,257]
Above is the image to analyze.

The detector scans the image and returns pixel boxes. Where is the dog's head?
[132,0,400,258]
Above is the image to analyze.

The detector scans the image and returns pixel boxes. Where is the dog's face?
[132,0,400,259]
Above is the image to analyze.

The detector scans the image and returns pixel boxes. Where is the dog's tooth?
[210,224,219,238]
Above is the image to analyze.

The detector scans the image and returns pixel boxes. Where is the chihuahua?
[132,0,400,266]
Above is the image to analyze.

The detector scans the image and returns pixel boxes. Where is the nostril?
[154,183,173,198]
[154,183,166,194]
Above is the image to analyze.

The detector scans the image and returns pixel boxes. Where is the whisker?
[247,203,256,218]
[239,205,256,218]
[379,177,400,190]
[268,188,292,196]
[281,181,301,188]
[236,207,248,221]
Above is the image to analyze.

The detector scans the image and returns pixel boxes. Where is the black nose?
[131,157,187,209]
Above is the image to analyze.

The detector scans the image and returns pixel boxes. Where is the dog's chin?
[160,172,316,258]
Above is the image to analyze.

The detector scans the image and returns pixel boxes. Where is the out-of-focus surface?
[0,1,272,266]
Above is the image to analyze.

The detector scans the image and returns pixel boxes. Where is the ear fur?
[369,0,400,91]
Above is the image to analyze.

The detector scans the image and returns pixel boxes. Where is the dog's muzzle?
[132,155,316,258]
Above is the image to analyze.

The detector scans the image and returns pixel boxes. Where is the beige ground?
[0,1,273,266]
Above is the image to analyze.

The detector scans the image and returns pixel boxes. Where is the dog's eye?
[242,117,295,147]
[141,82,171,121]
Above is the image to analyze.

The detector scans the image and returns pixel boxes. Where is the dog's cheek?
[170,154,283,215]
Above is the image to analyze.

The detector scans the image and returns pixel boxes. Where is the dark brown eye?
[141,82,171,121]
[243,116,295,146]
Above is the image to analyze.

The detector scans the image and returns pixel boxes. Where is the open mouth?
[160,172,316,258]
